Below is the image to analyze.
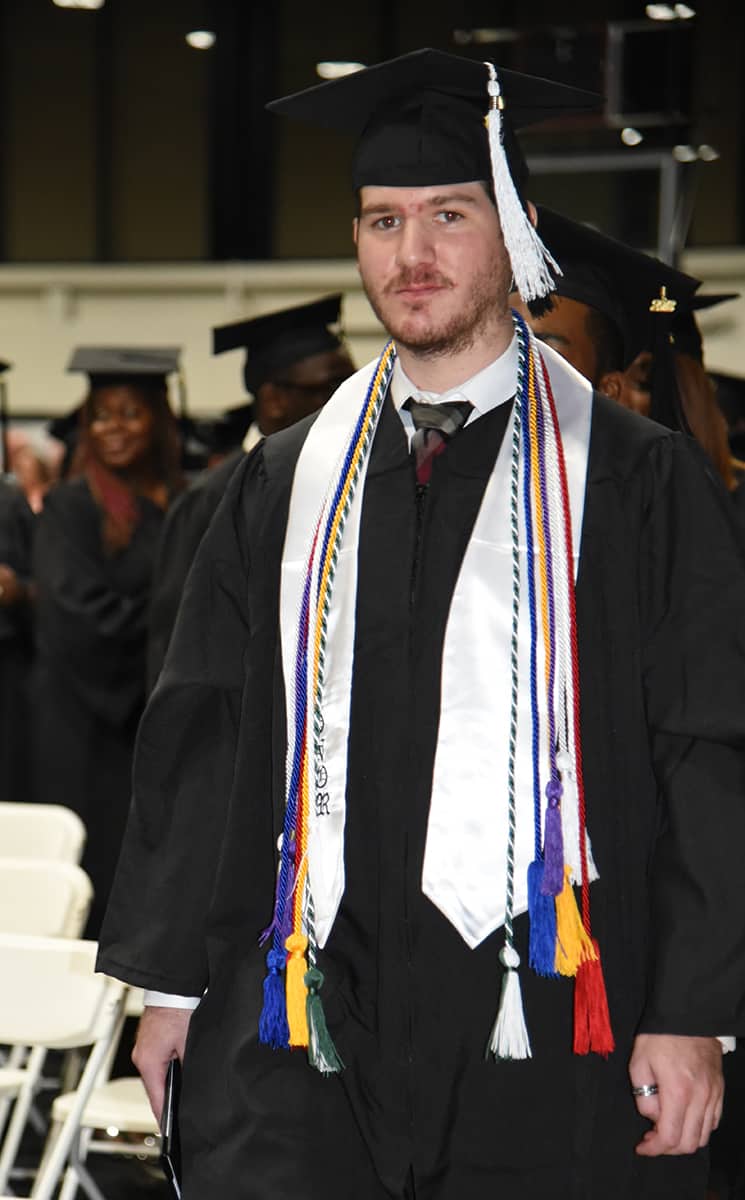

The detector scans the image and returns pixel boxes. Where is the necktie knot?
[404,397,473,487]
[404,397,473,438]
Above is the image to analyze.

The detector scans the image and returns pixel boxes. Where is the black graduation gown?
[147,449,244,689]
[0,481,34,802]
[99,392,745,1200]
[32,478,165,935]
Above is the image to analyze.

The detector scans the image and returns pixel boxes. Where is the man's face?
[521,295,600,385]
[258,348,355,436]
[354,182,512,358]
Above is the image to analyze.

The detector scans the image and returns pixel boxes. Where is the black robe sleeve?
[639,435,745,1036]
[147,451,244,690]
[97,454,256,995]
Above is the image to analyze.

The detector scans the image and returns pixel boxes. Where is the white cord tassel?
[485,63,560,303]
[488,945,532,1060]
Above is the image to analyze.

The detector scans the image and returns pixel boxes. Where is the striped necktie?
[404,398,473,486]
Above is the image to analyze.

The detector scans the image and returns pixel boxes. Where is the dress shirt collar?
[390,333,518,418]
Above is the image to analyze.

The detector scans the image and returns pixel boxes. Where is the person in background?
[147,295,355,686]
[520,207,738,492]
[32,347,184,935]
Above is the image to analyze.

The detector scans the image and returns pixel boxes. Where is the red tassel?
[573,939,615,1057]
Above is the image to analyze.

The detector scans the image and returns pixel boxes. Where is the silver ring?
[631,1083,659,1098]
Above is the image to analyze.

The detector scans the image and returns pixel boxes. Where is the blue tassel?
[528,859,558,977]
[541,779,564,897]
[258,947,289,1050]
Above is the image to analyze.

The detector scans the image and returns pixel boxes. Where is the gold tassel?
[285,933,310,1047]
[555,867,596,977]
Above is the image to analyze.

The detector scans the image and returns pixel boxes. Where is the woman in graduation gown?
[32,350,184,935]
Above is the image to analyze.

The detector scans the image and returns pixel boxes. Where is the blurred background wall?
[0,0,742,415]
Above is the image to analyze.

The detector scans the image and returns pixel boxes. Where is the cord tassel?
[285,933,310,1047]
[258,947,290,1050]
[305,966,344,1074]
[554,866,596,977]
[488,945,532,1061]
[573,939,615,1057]
[528,859,558,977]
[541,780,565,896]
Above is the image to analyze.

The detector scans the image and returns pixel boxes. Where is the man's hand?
[0,565,24,608]
[132,1006,193,1124]
[629,1033,724,1156]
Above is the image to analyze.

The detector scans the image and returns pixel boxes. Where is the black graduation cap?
[268,48,598,191]
[213,295,344,396]
[535,206,701,369]
[268,49,599,303]
[66,346,181,385]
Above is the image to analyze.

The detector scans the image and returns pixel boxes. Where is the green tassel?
[305,966,344,1074]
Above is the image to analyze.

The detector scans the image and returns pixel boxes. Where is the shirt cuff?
[718,1036,736,1054]
[143,990,201,1010]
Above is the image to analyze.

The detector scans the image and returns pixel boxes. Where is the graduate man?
[98,50,745,1200]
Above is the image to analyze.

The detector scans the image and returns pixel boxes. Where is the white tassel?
[484,63,560,303]
[488,945,532,1060]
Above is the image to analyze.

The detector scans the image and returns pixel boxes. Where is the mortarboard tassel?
[488,945,532,1061]
[258,947,290,1050]
[305,967,344,1074]
[484,63,560,304]
[285,932,310,1048]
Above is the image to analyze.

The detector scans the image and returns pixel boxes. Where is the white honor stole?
[279,342,594,950]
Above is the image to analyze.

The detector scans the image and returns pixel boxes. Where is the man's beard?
[360,254,511,360]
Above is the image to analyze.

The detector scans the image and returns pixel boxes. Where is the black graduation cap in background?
[213,294,345,396]
[535,206,702,369]
[267,48,598,193]
[67,346,181,384]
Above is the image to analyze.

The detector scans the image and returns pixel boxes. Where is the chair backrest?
[0,859,93,938]
[0,934,123,1050]
[0,803,86,864]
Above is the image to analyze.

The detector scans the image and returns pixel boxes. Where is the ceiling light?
[674,3,696,16]
[645,4,676,18]
[621,127,644,146]
[316,61,365,80]
[185,30,216,50]
[697,144,719,162]
[53,0,105,7]
[673,143,697,162]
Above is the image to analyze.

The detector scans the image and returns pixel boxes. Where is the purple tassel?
[528,859,557,977]
[258,948,289,1050]
[541,778,564,897]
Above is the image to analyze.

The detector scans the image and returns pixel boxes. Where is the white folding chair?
[0,859,94,1138]
[0,859,93,939]
[52,988,161,1200]
[0,934,125,1200]
[0,804,86,865]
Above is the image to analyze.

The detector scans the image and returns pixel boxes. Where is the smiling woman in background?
[31,348,184,935]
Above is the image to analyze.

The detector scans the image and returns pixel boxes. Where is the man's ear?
[526,200,538,229]
[352,217,359,247]
[598,371,624,402]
